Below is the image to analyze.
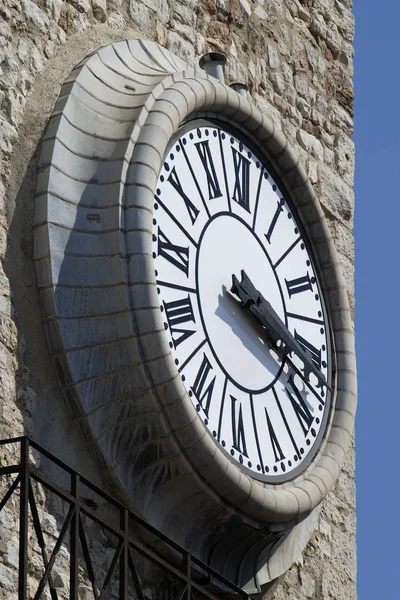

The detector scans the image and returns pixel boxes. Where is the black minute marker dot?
[239,142,243,151]
[181,375,185,382]
[311,428,316,437]
[177,146,181,152]
[160,175,164,182]
[306,439,311,446]
[319,405,323,411]
[164,322,168,330]
[239,455,243,464]
[189,133,194,140]
[301,243,305,250]
[321,390,325,397]
[154,270,158,276]
[273,184,277,191]
[280,198,285,205]
[213,130,217,137]
[170,153,174,160]
[156,189,161,196]
[153,219,157,225]
[281,463,286,472]
[164,163,169,171]
[160,305,164,312]
[175,359,179,366]
[311,277,316,284]
[230,449,234,456]
[183,138,187,145]
[264,172,269,179]
[294,228,299,234]
[320,328,324,335]
[315,294,319,301]
[316,418,320,425]
[222,133,226,139]
[322,344,326,351]
[157,287,160,294]
[248,151,251,159]
[257,464,261,471]
[274,466,278,473]
[195,403,199,410]
[154,203,158,210]
[169,342,173,349]
[205,129,209,136]
[204,419,208,426]
[300,448,305,455]
[152,252,157,259]
[294,455,298,462]
[152,234,157,242]
[197,128,201,138]
[307,260,311,266]
[230,137,234,144]
[322,361,327,368]
[288,461,292,467]
[318,311,322,317]
[265,466,269,473]
[248,461,252,468]
[222,440,226,447]
[189,390,193,397]
[213,430,217,437]
[256,161,260,168]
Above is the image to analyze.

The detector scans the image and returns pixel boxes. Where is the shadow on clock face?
[212,286,284,392]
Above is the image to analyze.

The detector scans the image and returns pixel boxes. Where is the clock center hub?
[196,213,286,393]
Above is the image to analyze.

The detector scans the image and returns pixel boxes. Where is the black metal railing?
[0,437,254,600]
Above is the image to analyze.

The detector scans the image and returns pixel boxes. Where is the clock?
[34,39,356,591]
[153,122,331,483]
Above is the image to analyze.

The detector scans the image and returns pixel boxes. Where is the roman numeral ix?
[157,228,189,276]
[163,295,196,349]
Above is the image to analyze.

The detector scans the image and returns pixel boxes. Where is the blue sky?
[353,1,400,598]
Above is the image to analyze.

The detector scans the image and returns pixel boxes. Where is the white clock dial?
[153,123,331,482]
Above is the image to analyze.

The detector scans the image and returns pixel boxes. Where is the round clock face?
[153,122,332,482]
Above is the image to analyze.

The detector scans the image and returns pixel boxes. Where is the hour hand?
[231,270,328,390]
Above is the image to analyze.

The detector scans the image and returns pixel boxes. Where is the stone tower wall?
[0,1,356,599]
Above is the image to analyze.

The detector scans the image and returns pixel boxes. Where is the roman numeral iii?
[285,272,313,298]
[195,140,222,200]
[163,296,196,349]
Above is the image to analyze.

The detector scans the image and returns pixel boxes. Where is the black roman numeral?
[265,408,285,462]
[191,353,216,417]
[163,296,196,349]
[231,396,248,457]
[285,272,313,298]
[231,148,251,212]
[286,375,314,436]
[168,166,200,225]
[265,200,284,243]
[157,228,189,276]
[195,140,222,200]
[294,330,322,370]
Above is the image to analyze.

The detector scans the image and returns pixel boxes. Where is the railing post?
[18,437,29,600]
[186,554,192,600]
[70,473,79,600]
[120,508,128,600]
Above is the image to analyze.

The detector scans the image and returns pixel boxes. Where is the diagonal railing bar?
[0,437,256,600]
[28,480,59,600]
[98,538,124,600]
[0,473,20,511]
[32,499,75,600]
[128,546,146,600]
[79,514,100,600]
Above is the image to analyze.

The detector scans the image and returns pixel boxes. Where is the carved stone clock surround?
[34,40,356,593]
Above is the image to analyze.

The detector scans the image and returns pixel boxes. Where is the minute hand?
[231,270,328,390]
